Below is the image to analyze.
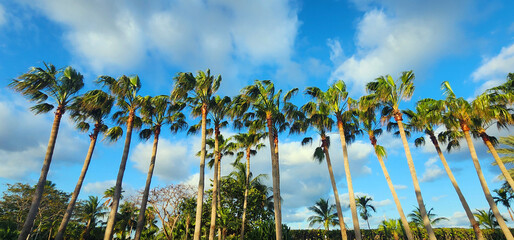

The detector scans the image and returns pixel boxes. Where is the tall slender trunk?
[395,114,436,240]
[240,147,251,240]
[336,117,361,240]
[479,130,514,191]
[104,111,135,240]
[461,123,514,240]
[134,127,161,240]
[18,107,64,240]
[193,104,208,240]
[321,135,348,240]
[428,133,484,240]
[508,208,514,221]
[185,214,190,240]
[82,219,92,240]
[217,160,222,240]
[266,112,282,240]
[56,124,101,240]
[370,135,414,240]
[209,128,221,240]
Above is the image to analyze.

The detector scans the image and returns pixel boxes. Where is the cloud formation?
[421,157,445,182]
[330,0,469,95]
[471,43,514,94]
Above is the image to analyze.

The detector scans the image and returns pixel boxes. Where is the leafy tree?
[474,209,501,229]
[0,181,70,240]
[55,90,114,240]
[98,74,143,240]
[9,63,84,240]
[441,81,514,239]
[78,196,107,240]
[367,71,436,240]
[307,198,339,238]
[294,94,349,240]
[305,80,361,240]
[239,80,298,240]
[134,95,187,240]
[357,96,415,240]
[114,201,138,240]
[408,206,448,227]
[493,188,514,221]
[171,69,221,240]
[378,219,403,240]
[403,98,484,240]
[355,196,376,230]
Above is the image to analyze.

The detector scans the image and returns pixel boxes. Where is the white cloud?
[394,184,407,190]
[0,4,6,26]
[83,180,116,195]
[22,0,299,79]
[431,195,447,202]
[471,43,514,94]
[441,211,471,228]
[373,199,392,207]
[130,138,193,182]
[421,157,445,182]
[330,1,468,95]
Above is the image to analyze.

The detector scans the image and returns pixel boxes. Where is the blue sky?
[1,0,514,230]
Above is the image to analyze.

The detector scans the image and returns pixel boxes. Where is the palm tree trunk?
[209,128,221,240]
[479,130,514,191]
[18,107,64,240]
[217,160,222,240]
[82,219,92,240]
[56,126,100,240]
[134,127,161,240]
[370,137,414,240]
[193,104,208,240]
[428,133,484,240]
[266,112,282,240]
[240,148,251,240]
[104,111,135,240]
[321,135,348,240]
[336,117,361,240]
[508,208,514,221]
[395,116,437,240]
[461,125,514,239]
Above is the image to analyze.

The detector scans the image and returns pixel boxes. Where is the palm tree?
[98,74,142,240]
[293,97,349,240]
[115,201,138,240]
[307,198,339,237]
[9,63,84,240]
[233,131,266,240]
[442,81,514,239]
[79,196,107,240]
[355,196,376,230]
[493,188,514,221]
[239,80,298,240]
[305,81,361,240]
[408,206,448,227]
[356,97,414,240]
[471,92,514,190]
[134,95,187,240]
[171,69,221,240]
[474,209,502,229]
[494,136,514,179]
[378,219,403,240]
[103,186,124,209]
[366,71,436,240]
[55,90,114,240]
[403,98,484,240]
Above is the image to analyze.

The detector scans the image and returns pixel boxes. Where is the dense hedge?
[289,228,514,240]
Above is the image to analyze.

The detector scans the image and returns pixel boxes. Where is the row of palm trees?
[9,62,513,240]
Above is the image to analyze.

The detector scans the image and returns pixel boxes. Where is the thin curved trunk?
[56,126,100,240]
[104,111,135,240]
[395,116,436,240]
[134,127,161,240]
[217,160,222,240]
[462,125,514,239]
[18,107,64,240]
[193,104,208,240]
[185,214,190,240]
[336,117,361,240]
[370,136,414,240]
[209,128,221,240]
[82,219,92,240]
[266,112,282,240]
[428,133,484,240]
[508,208,514,221]
[479,130,514,191]
[240,147,251,240]
[321,135,348,240]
